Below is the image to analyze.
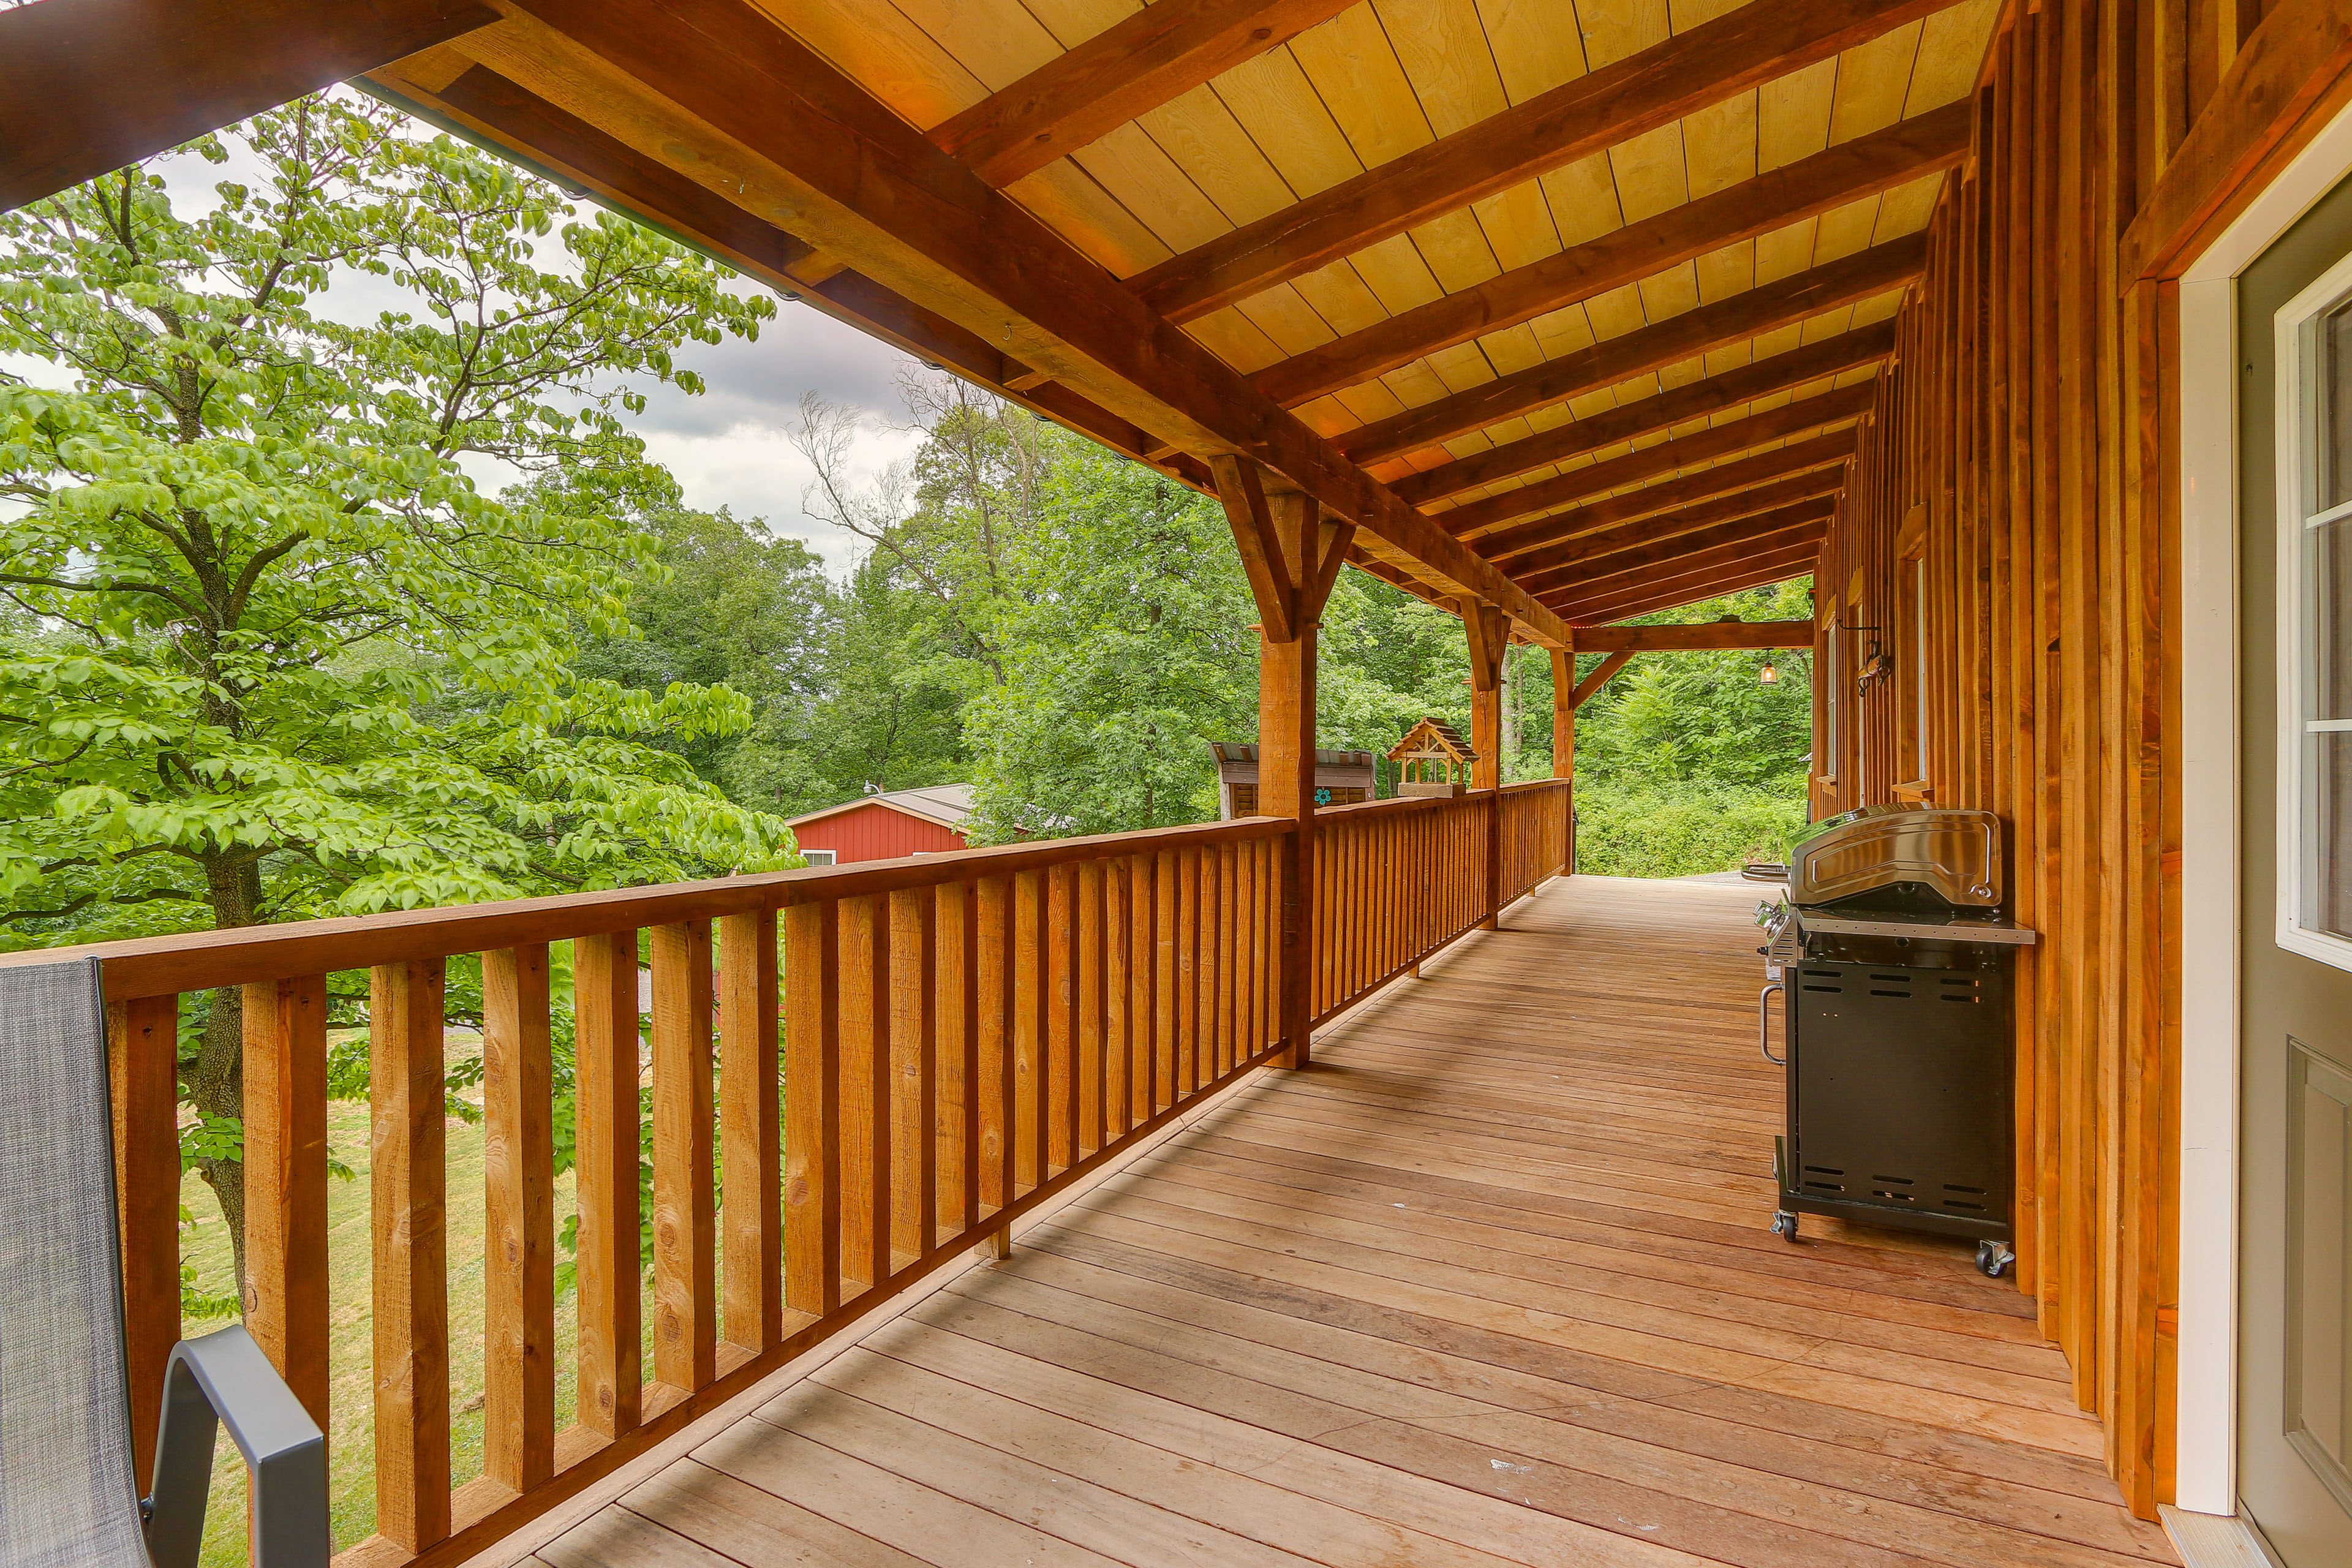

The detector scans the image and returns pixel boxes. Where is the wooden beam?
[1340,235,1924,466]
[371,60,1199,484]
[1254,104,1968,408]
[925,0,1357,189]
[2119,0,2352,281]
[0,0,496,211]
[1125,0,1962,322]
[1435,381,1873,539]
[1568,619,1817,652]
[1540,520,1829,609]
[1497,472,1848,582]
[1564,548,1822,626]
[1567,652,1636,709]
[1519,498,1838,596]
[1394,323,1893,508]
[465,0,1572,645]
[1211,456,1295,643]
[1481,431,1855,563]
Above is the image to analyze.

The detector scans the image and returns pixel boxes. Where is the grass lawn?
[177,1028,657,1565]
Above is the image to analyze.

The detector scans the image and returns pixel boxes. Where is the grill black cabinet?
[1762,804,2035,1277]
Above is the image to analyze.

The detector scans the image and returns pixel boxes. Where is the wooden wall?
[1815,0,2191,1518]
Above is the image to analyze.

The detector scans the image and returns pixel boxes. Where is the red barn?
[783,784,975,865]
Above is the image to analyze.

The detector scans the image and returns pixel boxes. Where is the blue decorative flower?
[1314,787,1333,805]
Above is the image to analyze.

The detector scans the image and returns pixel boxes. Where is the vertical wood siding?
[1819,0,2190,1518]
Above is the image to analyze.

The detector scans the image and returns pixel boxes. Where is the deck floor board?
[551,876,2177,1568]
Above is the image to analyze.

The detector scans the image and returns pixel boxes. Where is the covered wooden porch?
[520,876,2172,1568]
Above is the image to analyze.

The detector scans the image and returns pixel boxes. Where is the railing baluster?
[1103,860,1129,1142]
[1215,843,1235,1078]
[1180,847,1201,1096]
[107,992,179,1484]
[718,911,781,1355]
[976,875,1014,1216]
[1077,860,1104,1156]
[243,973,331,1437]
[836,897,888,1294]
[783,902,841,1317]
[371,957,450,1550]
[650,921,715,1393]
[484,945,556,1494]
[1046,865,1074,1174]
[1133,853,1156,1126]
[937,881,976,1241]
[575,930,642,1438]
[889,887,937,1265]
[1011,869,1044,1194]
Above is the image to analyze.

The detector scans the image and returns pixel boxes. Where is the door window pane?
[2302,307,2352,941]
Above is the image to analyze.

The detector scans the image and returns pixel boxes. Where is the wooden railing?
[18,783,1567,1567]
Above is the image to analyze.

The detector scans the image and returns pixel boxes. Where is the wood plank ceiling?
[369,0,2002,633]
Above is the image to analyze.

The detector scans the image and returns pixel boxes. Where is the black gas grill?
[1758,804,2035,1277]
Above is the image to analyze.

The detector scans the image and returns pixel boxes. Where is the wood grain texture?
[470,0,1573,643]
[1481,435,1856,566]
[1339,236,1928,466]
[371,957,452,1551]
[1393,325,1895,510]
[107,992,180,1483]
[2117,0,2352,280]
[483,944,556,1492]
[926,0,1359,187]
[785,902,842,1317]
[0,0,496,208]
[1567,620,1819,653]
[1520,500,1838,598]
[718,911,781,1354]
[1435,385,1875,540]
[575,929,643,1436]
[651,921,718,1391]
[559,876,2165,1568]
[1254,104,1969,409]
[242,973,331,1430]
[1126,0,1964,322]
[1561,544,1823,625]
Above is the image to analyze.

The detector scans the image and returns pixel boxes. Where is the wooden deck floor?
[531,875,2178,1568]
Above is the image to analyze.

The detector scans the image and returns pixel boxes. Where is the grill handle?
[1759,981,1785,1066]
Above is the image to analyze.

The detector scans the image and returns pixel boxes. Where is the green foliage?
[963,435,1256,839]
[1567,578,1817,876]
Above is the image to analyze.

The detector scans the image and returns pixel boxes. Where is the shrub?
[1573,778,1809,879]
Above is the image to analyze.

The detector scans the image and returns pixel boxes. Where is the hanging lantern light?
[1757,661,1779,685]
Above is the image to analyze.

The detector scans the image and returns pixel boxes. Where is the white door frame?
[2175,92,2352,1518]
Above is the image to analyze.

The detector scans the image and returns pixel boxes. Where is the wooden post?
[371,957,450,1552]
[1460,600,1511,927]
[243,974,330,1431]
[1550,648,1575,875]
[1213,456,1352,1071]
[108,993,180,1484]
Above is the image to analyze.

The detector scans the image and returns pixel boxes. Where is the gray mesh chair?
[0,959,329,1566]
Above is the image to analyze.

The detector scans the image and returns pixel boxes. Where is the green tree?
[963,435,1256,838]
[0,95,794,1276]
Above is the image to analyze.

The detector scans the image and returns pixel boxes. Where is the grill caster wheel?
[1975,1241,2015,1278]
[1770,1210,1798,1242]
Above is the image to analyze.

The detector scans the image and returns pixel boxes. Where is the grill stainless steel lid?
[1788,802,2002,910]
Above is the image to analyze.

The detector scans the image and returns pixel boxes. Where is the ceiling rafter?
[925,0,1358,190]
[1570,619,1816,651]
[1518,497,1838,596]
[1124,0,1964,323]
[1479,432,1856,563]
[462,0,1572,643]
[1434,380,1873,540]
[1393,322,1894,508]
[1253,103,1968,409]
[1564,545,1823,625]
[1339,234,1926,466]
[1539,519,1830,609]
[1507,474,1847,583]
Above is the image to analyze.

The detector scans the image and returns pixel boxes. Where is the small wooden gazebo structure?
[1208,742,1373,819]
[1387,718,1478,799]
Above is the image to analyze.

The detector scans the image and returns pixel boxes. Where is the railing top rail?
[0,814,1291,1000]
